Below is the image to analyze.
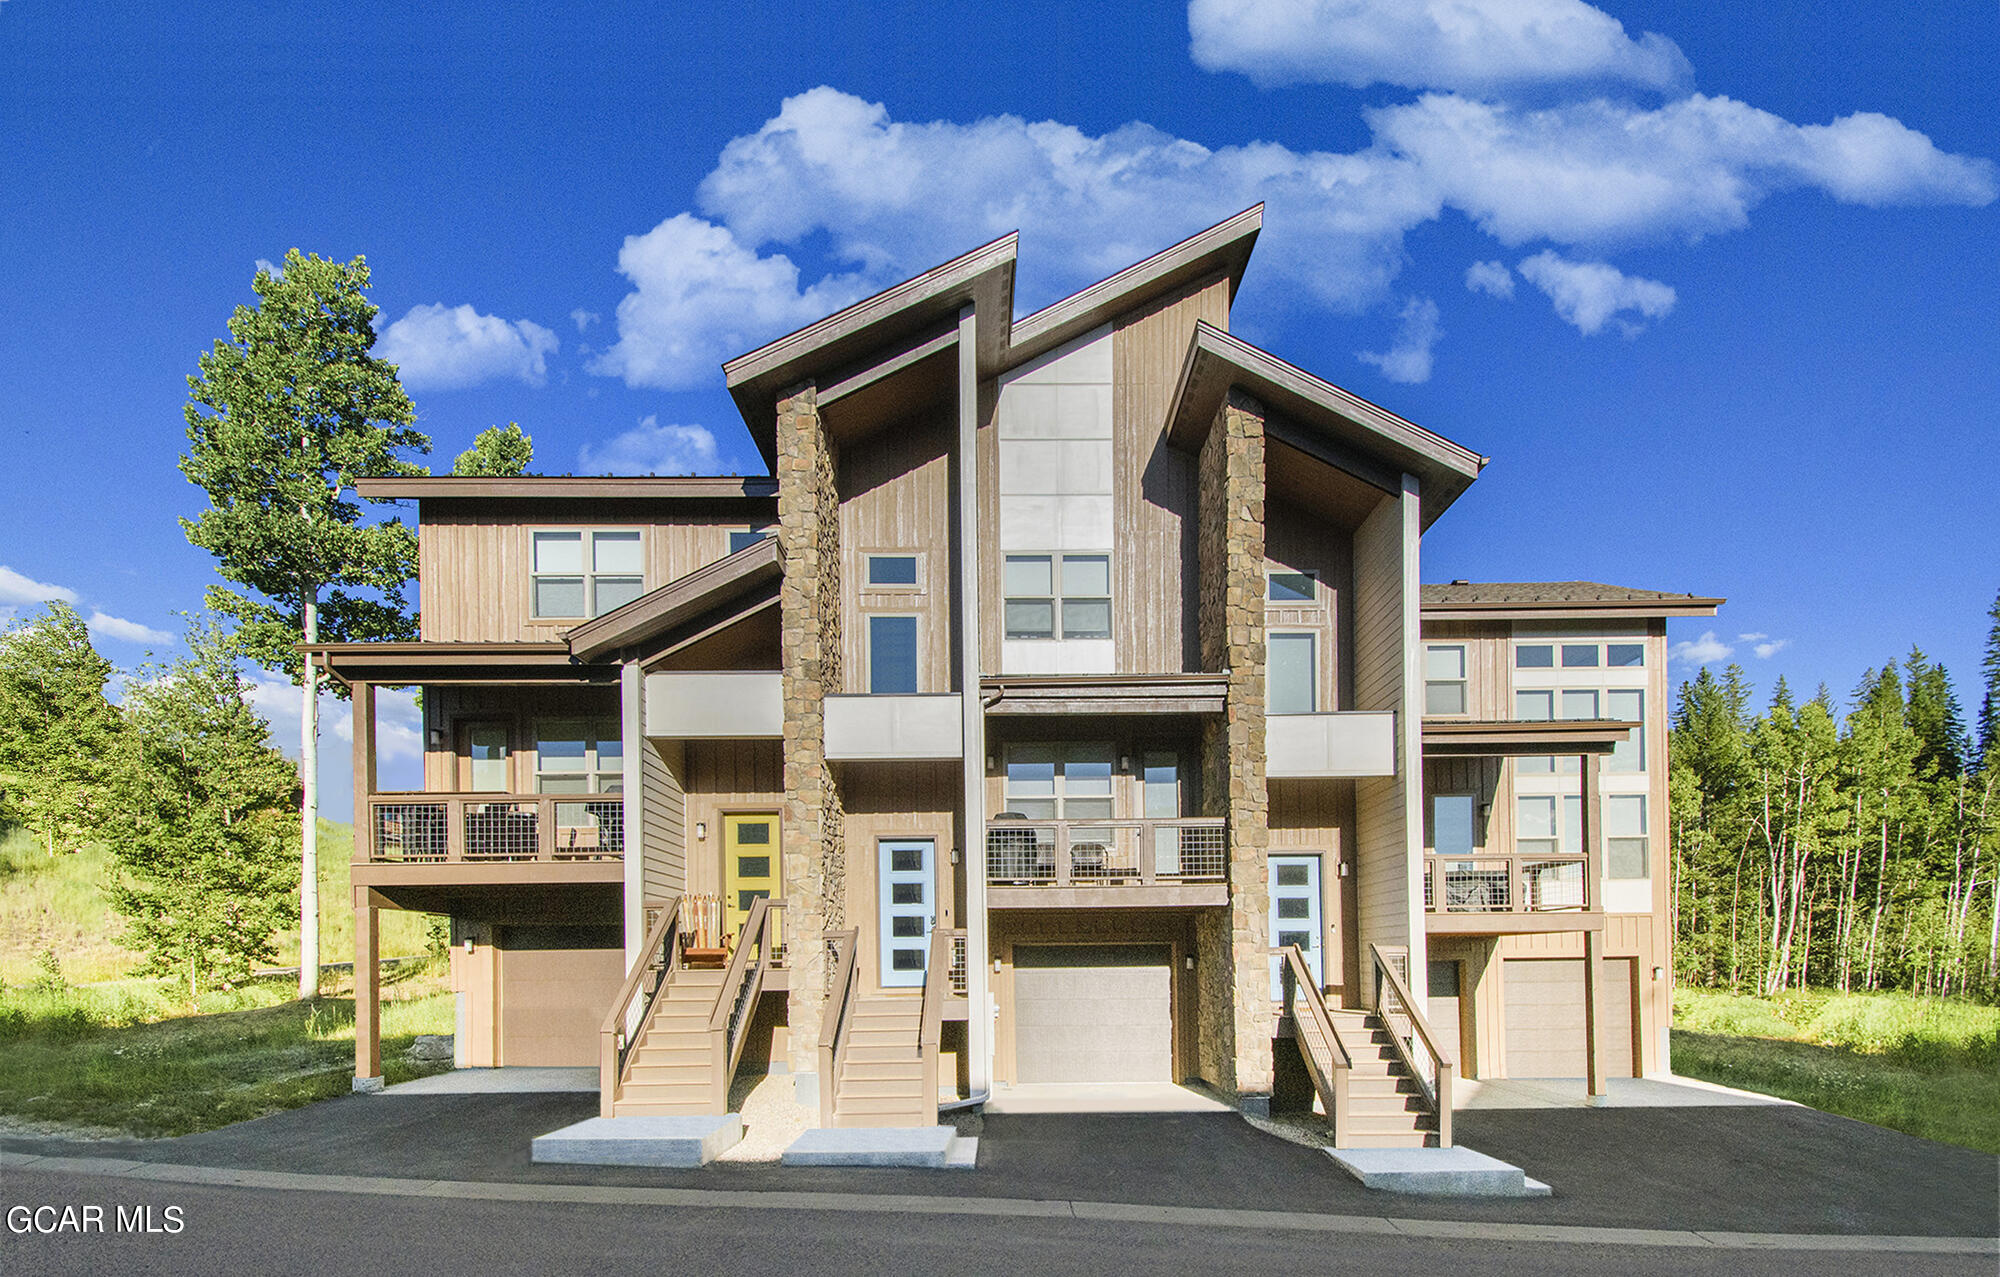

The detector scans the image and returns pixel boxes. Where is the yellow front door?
[723,813,780,949]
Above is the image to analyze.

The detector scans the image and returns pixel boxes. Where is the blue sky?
[2,1,1995,818]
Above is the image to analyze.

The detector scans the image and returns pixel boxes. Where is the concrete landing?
[531,1114,742,1168]
[382,1068,597,1096]
[984,1083,1232,1114]
[1327,1145,1551,1197]
[781,1126,975,1169]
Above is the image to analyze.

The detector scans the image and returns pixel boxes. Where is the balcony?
[645,671,783,738]
[1422,852,1603,934]
[1266,711,1397,779]
[824,694,963,761]
[356,793,626,889]
[985,817,1228,908]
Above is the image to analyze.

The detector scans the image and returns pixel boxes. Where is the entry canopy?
[1165,321,1487,530]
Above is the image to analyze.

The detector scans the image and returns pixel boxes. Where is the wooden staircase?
[613,967,729,1116]
[1317,1009,1440,1148]
[826,992,931,1128]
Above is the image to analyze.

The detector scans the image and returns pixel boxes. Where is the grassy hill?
[1,820,437,988]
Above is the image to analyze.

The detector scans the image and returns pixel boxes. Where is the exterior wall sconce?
[1118,754,1132,772]
[992,957,1002,974]
[1652,966,1664,982]
[428,727,444,748]
[1184,956,1195,971]
[695,821,708,841]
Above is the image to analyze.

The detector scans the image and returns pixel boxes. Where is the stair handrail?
[597,895,683,1118]
[1273,945,1351,1139]
[1368,942,1455,1148]
[706,896,784,1111]
[818,929,861,1129]
[918,927,964,1124]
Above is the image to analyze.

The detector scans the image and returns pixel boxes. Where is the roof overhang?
[354,477,777,502]
[1165,322,1487,530]
[725,234,1018,470]
[566,536,782,664]
[306,642,608,686]
[1002,205,1263,373]
[1422,597,1725,621]
[981,673,1227,716]
[1422,718,1635,757]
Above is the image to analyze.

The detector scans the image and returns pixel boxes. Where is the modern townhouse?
[311,205,1719,1151]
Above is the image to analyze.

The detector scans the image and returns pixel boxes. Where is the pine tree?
[0,602,125,855]
[451,423,534,476]
[110,617,301,1007]
[181,249,428,998]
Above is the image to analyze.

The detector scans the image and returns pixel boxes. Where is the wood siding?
[1266,499,1357,710]
[418,503,762,643]
[641,739,687,904]
[1350,486,1417,975]
[421,686,619,792]
[680,739,785,900]
[840,761,962,993]
[1268,778,1359,1001]
[838,402,955,693]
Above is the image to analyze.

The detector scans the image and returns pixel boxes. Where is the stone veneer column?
[1193,388,1272,1108]
[777,381,845,1092]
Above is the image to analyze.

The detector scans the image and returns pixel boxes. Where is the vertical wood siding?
[837,403,954,692]
[1350,490,1413,967]
[1266,499,1356,709]
[680,739,785,899]
[840,761,962,993]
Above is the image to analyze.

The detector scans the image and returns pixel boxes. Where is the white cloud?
[0,565,77,606]
[1517,250,1675,335]
[85,611,173,646]
[1356,296,1442,383]
[247,675,420,764]
[1189,0,1691,94]
[587,213,870,390]
[254,257,283,280]
[1754,638,1791,660]
[1465,259,1514,298]
[571,309,600,332]
[1671,631,1734,665]
[376,303,560,392]
[579,416,723,475]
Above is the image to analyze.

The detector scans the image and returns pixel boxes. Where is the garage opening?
[1501,956,1635,1079]
[1012,944,1173,1084]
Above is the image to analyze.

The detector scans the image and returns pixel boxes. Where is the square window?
[534,577,585,618]
[1606,794,1648,838]
[1061,554,1110,597]
[1608,839,1650,879]
[1277,897,1311,919]
[1607,643,1645,667]
[1004,599,1054,639]
[891,883,924,905]
[737,889,768,911]
[1268,571,1316,602]
[1275,863,1309,888]
[1561,689,1600,720]
[594,577,645,614]
[1427,961,1461,998]
[1425,682,1467,715]
[1515,644,1554,668]
[735,855,770,878]
[890,848,925,874]
[890,949,926,971]
[867,554,919,587]
[1061,598,1111,639]
[533,531,583,574]
[593,531,643,574]
[1424,646,1465,681]
[1562,644,1600,668]
[1004,555,1052,597]
[1515,689,1553,721]
[1278,931,1312,951]
[891,916,926,938]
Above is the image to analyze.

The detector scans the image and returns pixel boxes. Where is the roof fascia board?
[1003,205,1263,370]
[1423,599,1724,620]
[817,320,960,407]
[354,477,777,501]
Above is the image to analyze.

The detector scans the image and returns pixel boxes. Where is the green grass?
[1673,987,2000,1154]
[0,961,455,1137]
[2,820,437,987]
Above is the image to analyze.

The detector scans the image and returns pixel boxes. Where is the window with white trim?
[1607,688,1646,773]
[865,553,921,589]
[534,718,623,795]
[1424,644,1468,715]
[532,530,644,619]
[1269,631,1318,714]
[867,614,919,694]
[1003,553,1111,640]
[1606,795,1649,879]
[1267,570,1317,603]
[1516,689,1554,775]
[1002,744,1114,821]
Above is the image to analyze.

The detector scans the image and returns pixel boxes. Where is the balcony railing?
[985,817,1227,888]
[363,793,625,864]
[1423,853,1586,913]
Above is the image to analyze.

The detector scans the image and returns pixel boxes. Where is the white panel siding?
[1266,711,1397,778]
[824,694,965,760]
[644,672,783,738]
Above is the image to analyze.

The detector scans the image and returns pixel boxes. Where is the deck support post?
[1582,752,1607,1102]
[354,898,382,1090]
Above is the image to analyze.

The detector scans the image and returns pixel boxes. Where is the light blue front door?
[1269,855,1323,999]
[878,839,935,987]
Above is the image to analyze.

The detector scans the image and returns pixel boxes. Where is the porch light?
[428,727,444,748]
[695,821,708,841]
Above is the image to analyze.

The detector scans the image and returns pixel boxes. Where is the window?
[1607,688,1646,773]
[1003,553,1111,639]
[865,554,920,588]
[1268,632,1318,714]
[1556,689,1598,775]
[1424,644,1467,715]
[1516,689,1553,775]
[1561,643,1600,668]
[1517,794,1582,857]
[1003,744,1114,821]
[1607,795,1649,879]
[1267,571,1317,603]
[1515,644,1554,669]
[729,527,774,555]
[532,530,643,619]
[1607,643,1645,668]
[867,615,918,694]
[534,719,623,795]
[1430,794,1476,856]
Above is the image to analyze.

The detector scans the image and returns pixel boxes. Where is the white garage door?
[1502,957,1635,1079]
[1013,944,1173,1083]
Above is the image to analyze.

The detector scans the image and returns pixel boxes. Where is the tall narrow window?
[1606,795,1649,879]
[1557,689,1599,775]
[1060,555,1112,639]
[1607,688,1646,773]
[1515,689,1553,775]
[867,615,919,694]
[1003,555,1055,639]
[1430,794,1476,856]
[1424,644,1468,715]
[1268,632,1317,714]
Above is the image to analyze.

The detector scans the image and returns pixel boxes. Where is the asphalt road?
[3,1169,1992,1277]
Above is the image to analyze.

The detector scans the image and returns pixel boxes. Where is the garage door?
[1013,944,1173,1083]
[1502,957,1634,1079]
[498,944,623,1067]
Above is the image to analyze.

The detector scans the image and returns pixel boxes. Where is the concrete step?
[1327,1146,1549,1197]
[534,1114,740,1167]
[784,1126,958,1164]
